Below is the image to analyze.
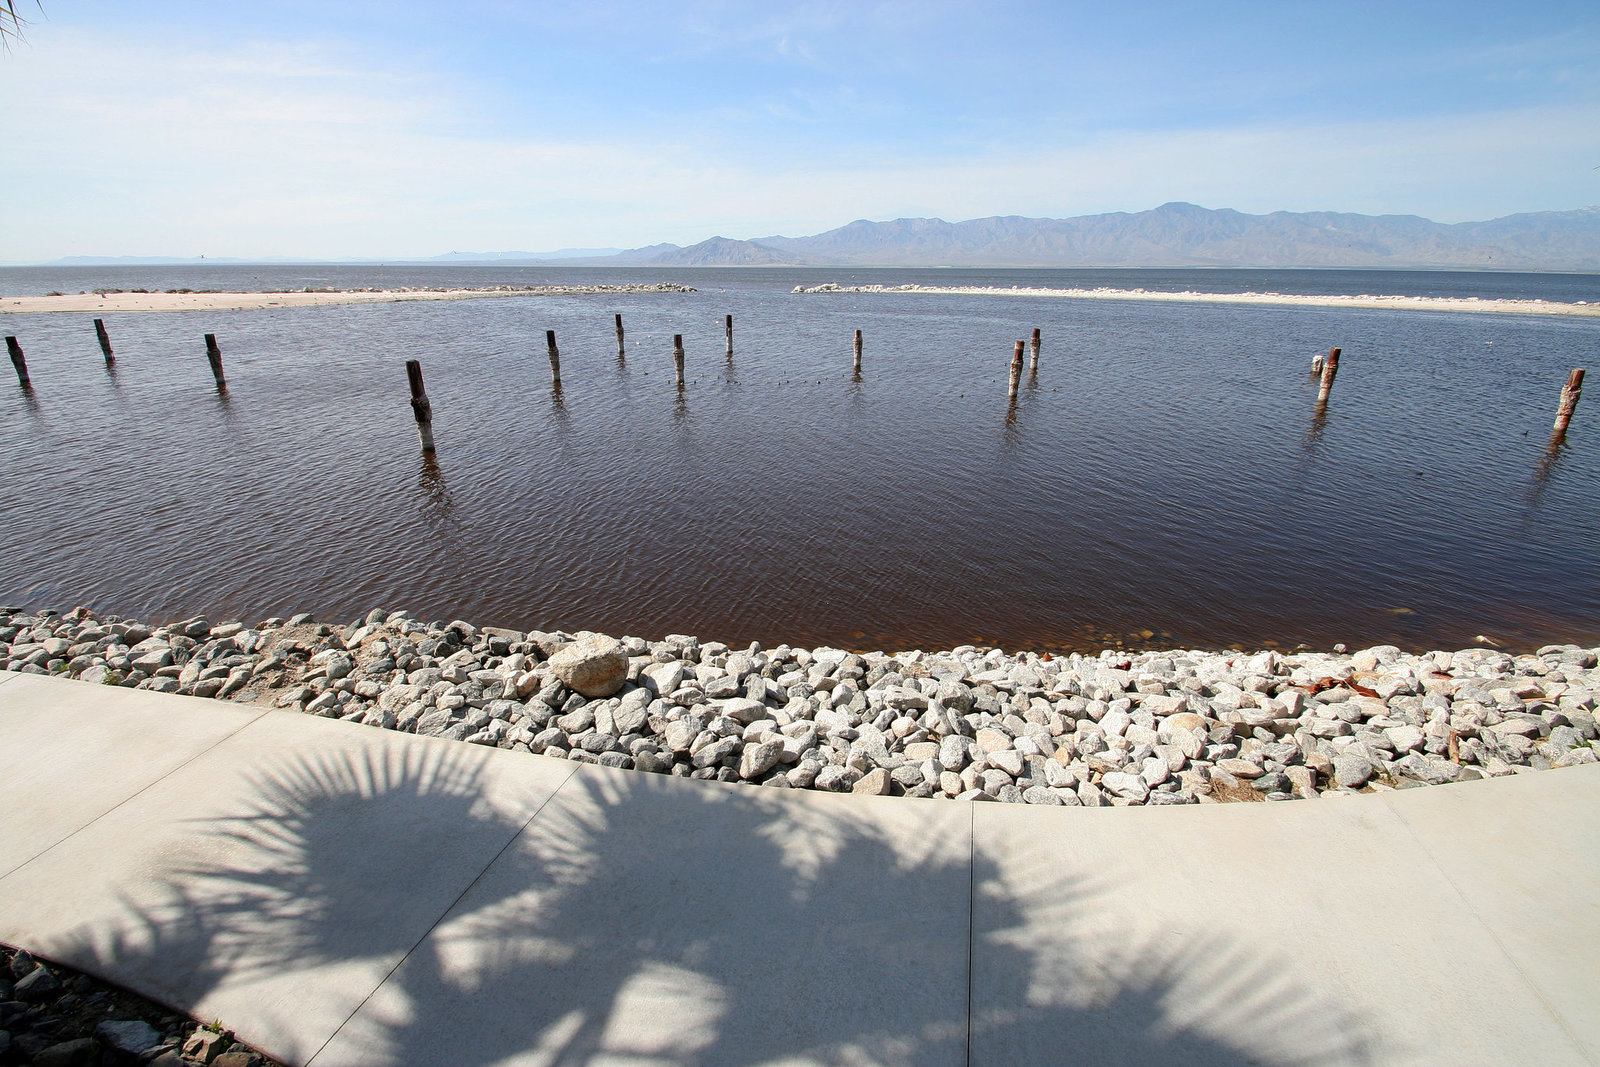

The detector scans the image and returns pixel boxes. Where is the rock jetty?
[2,606,1596,806]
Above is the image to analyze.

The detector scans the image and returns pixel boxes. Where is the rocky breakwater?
[2,606,1597,806]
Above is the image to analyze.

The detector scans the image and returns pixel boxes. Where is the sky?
[2,0,1598,261]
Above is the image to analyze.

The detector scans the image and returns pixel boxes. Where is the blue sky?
[3,1,1597,260]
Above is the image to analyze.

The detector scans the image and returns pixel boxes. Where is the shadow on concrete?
[60,740,1377,1065]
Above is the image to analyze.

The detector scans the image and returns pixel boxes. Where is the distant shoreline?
[0,284,696,314]
[793,283,1600,318]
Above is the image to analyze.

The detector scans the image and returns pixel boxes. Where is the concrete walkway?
[1,669,1596,1066]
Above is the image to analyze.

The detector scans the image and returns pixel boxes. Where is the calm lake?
[2,264,1597,654]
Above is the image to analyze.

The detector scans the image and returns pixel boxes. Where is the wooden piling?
[1315,347,1340,405]
[615,314,625,359]
[94,318,114,363]
[1030,327,1040,371]
[203,334,226,388]
[1008,340,1024,400]
[674,334,685,388]
[405,360,435,453]
[726,314,734,357]
[853,329,863,375]
[1310,353,1324,376]
[545,330,561,387]
[1553,368,1585,435]
[6,336,29,388]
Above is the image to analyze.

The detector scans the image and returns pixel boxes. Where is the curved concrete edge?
[0,672,1595,1066]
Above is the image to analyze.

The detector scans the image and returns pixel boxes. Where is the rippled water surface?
[3,265,1598,653]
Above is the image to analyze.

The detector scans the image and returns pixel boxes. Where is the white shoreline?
[792,283,1600,318]
[0,284,695,315]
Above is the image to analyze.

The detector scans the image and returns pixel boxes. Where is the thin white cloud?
[2,29,1594,260]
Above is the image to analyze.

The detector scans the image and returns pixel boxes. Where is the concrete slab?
[969,778,1599,1066]
[313,765,974,1067]
[1379,767,1600,1057]
[4,673,1598,1067]
[0,706,578,1066]
[0,672,266,878]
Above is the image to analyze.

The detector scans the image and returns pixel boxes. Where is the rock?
[1251,771,1292,793]
[1285,765,1318,797]
[1100,771,1150,802]
[739,738,785,779]
[1216,758,1263,779]
[974,727,1013,753]
[1333,754,1374,789]
[95,1019,162,1056]
[183,1029,231,1064]
[547,635,628,698]
[1384,725,1426,753]
[988,749,1025,776]
[33,1038,99,1067]
[691,736,740,769]
[213,1052,265,1067]
[716,697,768,724]
[814,765,857,792]
[1022,785,1064,805]
[938,734,971,771]
[1140,756,1171,787]
[853,768,893,795]
[13,964,61,1001]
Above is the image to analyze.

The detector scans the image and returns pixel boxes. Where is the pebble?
[3,606,1597,808]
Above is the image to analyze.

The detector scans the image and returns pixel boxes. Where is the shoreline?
[4,604,1594,809]
[0,283,695,314]
[793,282,1600,317]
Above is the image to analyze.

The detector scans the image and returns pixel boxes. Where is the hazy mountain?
[566,203,1592,271]
[733,203,1600,270]
[427,247,624,262]
[33,204,1596,270]
[646,236,799,266]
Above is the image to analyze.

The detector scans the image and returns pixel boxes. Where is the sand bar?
[0,283,695,314]
[794,282,1600,318]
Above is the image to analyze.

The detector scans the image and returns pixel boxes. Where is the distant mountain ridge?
[27,203,1597,270]
[574,202,1600,271]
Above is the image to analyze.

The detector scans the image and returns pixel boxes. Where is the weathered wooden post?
[1553,368,1585,436]
[853,329,863,375]
[725,314,734,357]
[1008,340,1024,400]
[94,318,114,364]
[1310,352,1325,376]
[204,334,226,388]
[545,330,561,387]
[5,336,30,388]
[674,334,686,389]
[405,360,435,453]
[1315,347,1340,405]
[1030,328,1041,371]
[615,313,625,359]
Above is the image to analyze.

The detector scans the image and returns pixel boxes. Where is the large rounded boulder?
[547,634,629,698]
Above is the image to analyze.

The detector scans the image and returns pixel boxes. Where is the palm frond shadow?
[63,739,1379,1065]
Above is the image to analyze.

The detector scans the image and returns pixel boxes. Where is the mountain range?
[561,202,1600,271]
[30,203,1598,271]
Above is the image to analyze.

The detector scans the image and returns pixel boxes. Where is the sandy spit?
[793,283,1600,318]
[0,284,695,315]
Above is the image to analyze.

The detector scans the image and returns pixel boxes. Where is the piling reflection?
[1525,430,1570,514]
[417,454,459,534]
[548,384,571,436]
[1303,402,1328,450]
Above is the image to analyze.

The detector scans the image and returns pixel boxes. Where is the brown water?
[2,265,1597,653]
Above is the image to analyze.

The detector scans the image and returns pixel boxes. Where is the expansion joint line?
[307,761,583,1066]
[964,803,975,1067]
